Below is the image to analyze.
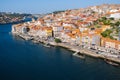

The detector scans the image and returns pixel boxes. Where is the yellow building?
[45,27,53,37]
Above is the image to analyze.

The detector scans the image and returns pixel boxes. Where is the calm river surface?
[0,24,120,80]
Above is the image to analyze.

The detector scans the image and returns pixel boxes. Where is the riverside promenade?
[49,42,120,64]
[12,33,120,65]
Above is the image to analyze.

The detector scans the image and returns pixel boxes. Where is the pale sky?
[0,0,120,14]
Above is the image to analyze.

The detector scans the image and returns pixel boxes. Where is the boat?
[32,40,39,44]
[73,51,85,59]
[105,59,119,66]
[73,51,79,55]
[43,43,50,48]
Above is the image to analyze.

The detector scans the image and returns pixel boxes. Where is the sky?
[0,0,120,14]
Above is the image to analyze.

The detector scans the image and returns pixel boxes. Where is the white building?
[21,26,28,34]
[12,25,16,33]
[53,26,63,37]
[110,13,120,19]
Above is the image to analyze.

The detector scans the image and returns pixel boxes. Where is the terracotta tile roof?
[102,37,120,44]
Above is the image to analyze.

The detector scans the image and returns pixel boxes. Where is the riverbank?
[52,42,120,64]
[0,18,32,25]
[0,20,24,25]
[12,33,120,66]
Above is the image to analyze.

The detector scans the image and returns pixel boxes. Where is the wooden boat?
[105,59,119,66]
[73,51,85,59]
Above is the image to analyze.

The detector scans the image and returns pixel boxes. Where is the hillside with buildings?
[12,4,120,63]
[0,12,32,24]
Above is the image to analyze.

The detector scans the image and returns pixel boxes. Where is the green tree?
[95,25,101,28]
[103,20,111,25]
[101,17,107,21]
[110,23,115,28]
[109,36,114,40]
[101,32,107,37]
[54,38,62,43]
[101,29,113,38]
[115,21,120,26]
[109,17,114,20]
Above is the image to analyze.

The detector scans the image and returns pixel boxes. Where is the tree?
[54,38,62,43]
[109,17,114,20]
[103,20,111,25]
[110,23,115,28]
[101,32,107,37]
[109,36,114,40]
[101,29,113,38]
[95,25,101,28]
[53,10,65,14]
[101,17,107,21]
[115,21,120,27]
[93,20,98,25]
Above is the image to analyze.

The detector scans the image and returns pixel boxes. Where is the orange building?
[101,37,120,50]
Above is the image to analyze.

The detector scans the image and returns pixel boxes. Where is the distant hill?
[0,12,32,24]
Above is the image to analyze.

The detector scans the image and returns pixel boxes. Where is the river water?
[0,24,120,80]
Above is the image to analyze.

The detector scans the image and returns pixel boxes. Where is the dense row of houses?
[12,4,120,50]
[12,22,120,50]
